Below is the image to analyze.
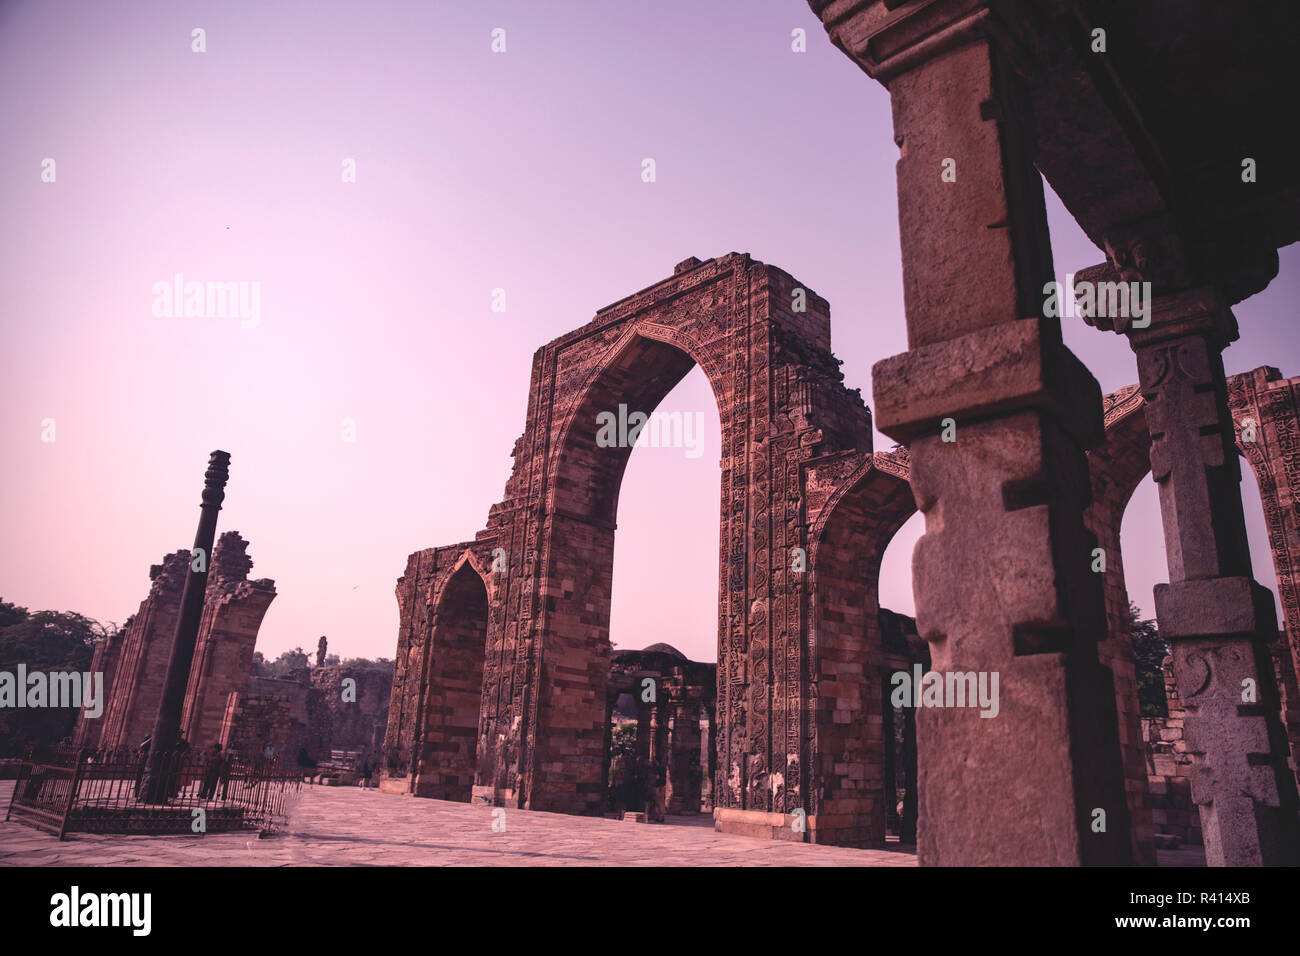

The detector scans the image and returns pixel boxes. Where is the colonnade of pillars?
[812,0,1299,865]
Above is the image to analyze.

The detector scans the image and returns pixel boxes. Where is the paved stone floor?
[0,782,1206,866]
[0,782,918,866]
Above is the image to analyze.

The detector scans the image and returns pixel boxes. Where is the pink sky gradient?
[2,0,1296,664]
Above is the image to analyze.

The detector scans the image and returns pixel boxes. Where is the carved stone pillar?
[1085,276,1300,865]
[818,0,1133,865]
[882,672,899,834]
[899,700,918,844]
[703,702,716,812]
[666,701,702,814]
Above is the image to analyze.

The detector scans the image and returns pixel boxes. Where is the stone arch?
[412,554,489,800]
[548,325,722,523]
[385,254,882,842]
[1084,384,1157,864]
[1092,370,1300,786]
[528,329,724,813]
[1076,369,1300,859]
[807,450,918,846]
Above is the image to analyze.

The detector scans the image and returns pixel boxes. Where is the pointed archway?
[413,557,488,801]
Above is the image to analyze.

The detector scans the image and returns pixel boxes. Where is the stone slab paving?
[0,783,1206,866]
[0,782,917,866]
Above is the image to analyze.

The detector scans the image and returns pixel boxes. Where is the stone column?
[825,3,1131,864]
[600,690,615,814]
[140,450,230,803]
[1086,282,1300,865]
[899,701,918,844]
[703,701,716,812]
[666,700,702,814]
[882,671,899,834]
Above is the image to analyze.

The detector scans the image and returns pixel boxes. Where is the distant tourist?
[167,736,191,798]
[651,760,667,822]
[610,753,629,818]
[133,734,151,798]
[199,744,226,800]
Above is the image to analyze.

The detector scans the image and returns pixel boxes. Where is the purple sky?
[2,0,1296,664]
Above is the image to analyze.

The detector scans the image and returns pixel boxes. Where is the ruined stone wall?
[82,534,275,755]
[180,532,276,752]
[219,674,328,763]
[380,257,1300,852]
[382,542,485,784]
[1142,659,1199,846]
[385,253,892,845]
[1084,385,1157,865]
[90,551,189,751]
[1228,367,1300,773]
[72,623,125,748]
[219,665,389,768]
[312,665,391,758]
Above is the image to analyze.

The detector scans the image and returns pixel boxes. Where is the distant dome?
[640,643,687,659]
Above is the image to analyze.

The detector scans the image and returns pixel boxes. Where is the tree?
[0,607,119,756]
[0,598,30,630]
[338,657,395,680]
[1126,602,1170,718]
[262,647,310,677]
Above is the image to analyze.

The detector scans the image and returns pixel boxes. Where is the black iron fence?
[5,746,301,840]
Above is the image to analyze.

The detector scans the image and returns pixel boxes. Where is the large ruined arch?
[384,253,886,844]
[806,450,917,846]
[527,326,724,813]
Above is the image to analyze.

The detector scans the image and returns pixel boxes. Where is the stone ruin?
[220,665,392,771]
[379,246,1300,864]
[75,531,277,754]
[798,0,1300,867]
[605,643,715,816]
[74,533,390,772]
[376,1,1300,866]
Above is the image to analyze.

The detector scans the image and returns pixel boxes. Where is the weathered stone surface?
[382,252,899,847]
[76,532,276,755]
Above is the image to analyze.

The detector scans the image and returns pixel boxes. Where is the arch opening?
[811,459,918,847]
[415,559,488,801]
[530,332,726,815]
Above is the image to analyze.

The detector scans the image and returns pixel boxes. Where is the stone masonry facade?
[75,531,276,754]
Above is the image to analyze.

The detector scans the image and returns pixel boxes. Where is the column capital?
[810,0,988,84]
[1129,287,1239,351]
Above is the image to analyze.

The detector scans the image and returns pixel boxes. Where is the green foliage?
[1127,602,1169,718]
[253,648,393,680]
[0,603,120,756]
[606,722,637,790]
[0,599,30,630]
[337,657,395,679]
[257,647,310,678]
